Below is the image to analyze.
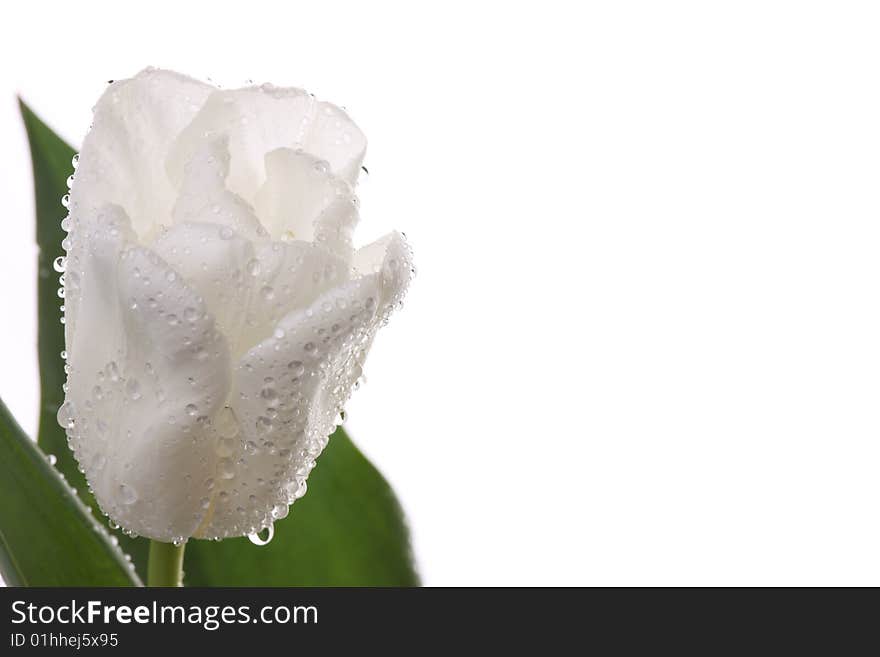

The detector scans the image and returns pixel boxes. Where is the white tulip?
[55,68,413,543]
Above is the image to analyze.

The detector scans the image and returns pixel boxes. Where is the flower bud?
[58,69,413,541]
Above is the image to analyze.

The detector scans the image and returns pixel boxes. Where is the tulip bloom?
[56,69,413,543]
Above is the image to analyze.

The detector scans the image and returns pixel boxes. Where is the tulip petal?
[236,240,349,358]
[68,241,231,542]
[171,137,266,241]
[253,148,358,250]
[354,231,416,316]
[167,86,366,205]
[197,276,380,539]
[197,236,413,539]
[70,68,213,238]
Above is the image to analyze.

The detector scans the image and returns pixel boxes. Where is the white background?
[1,1,880,585]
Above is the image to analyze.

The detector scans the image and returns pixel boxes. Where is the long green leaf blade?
[0,398,141,585]
[19,99,77,495]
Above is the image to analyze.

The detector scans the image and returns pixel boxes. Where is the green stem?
[147,540,186,587]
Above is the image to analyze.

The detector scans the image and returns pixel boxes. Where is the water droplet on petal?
[215,406,239,438]
[248,523,274,546]
[119,483,138,505]
[46,454,57,466]
[125,378,142,400]
[216,436,237,457]
[56,400,76,429]
[218,457,236,479]
[246,259,261,276]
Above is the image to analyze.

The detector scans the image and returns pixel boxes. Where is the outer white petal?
[354,231,415,316]
[236,240,349,358]
[197,234,414,539]
[69,68,213,238]
[166,85,366,205]
[198,277,379,538]
[64,225,232,541]
[63,204,133,368]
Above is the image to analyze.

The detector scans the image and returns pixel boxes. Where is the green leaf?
[21,102,419,586]
[20,100,81,500]
[0,397,141,585]
[185,427,419,586]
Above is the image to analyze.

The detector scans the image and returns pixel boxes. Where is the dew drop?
[56,400,76,429]
[246,259,261,276]
[46,453,57,466]
[53,256,67,273]
[185,403,199,417]
[125,378,142,401]
[119,483,138,505]
[255,416,274,434]
[216,436,237,457]
[215,406,239,438]
[272,503,289,520]
[218,457,235,479]
[248,523,275,546]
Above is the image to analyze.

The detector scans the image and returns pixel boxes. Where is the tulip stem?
[147,540,186,587]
